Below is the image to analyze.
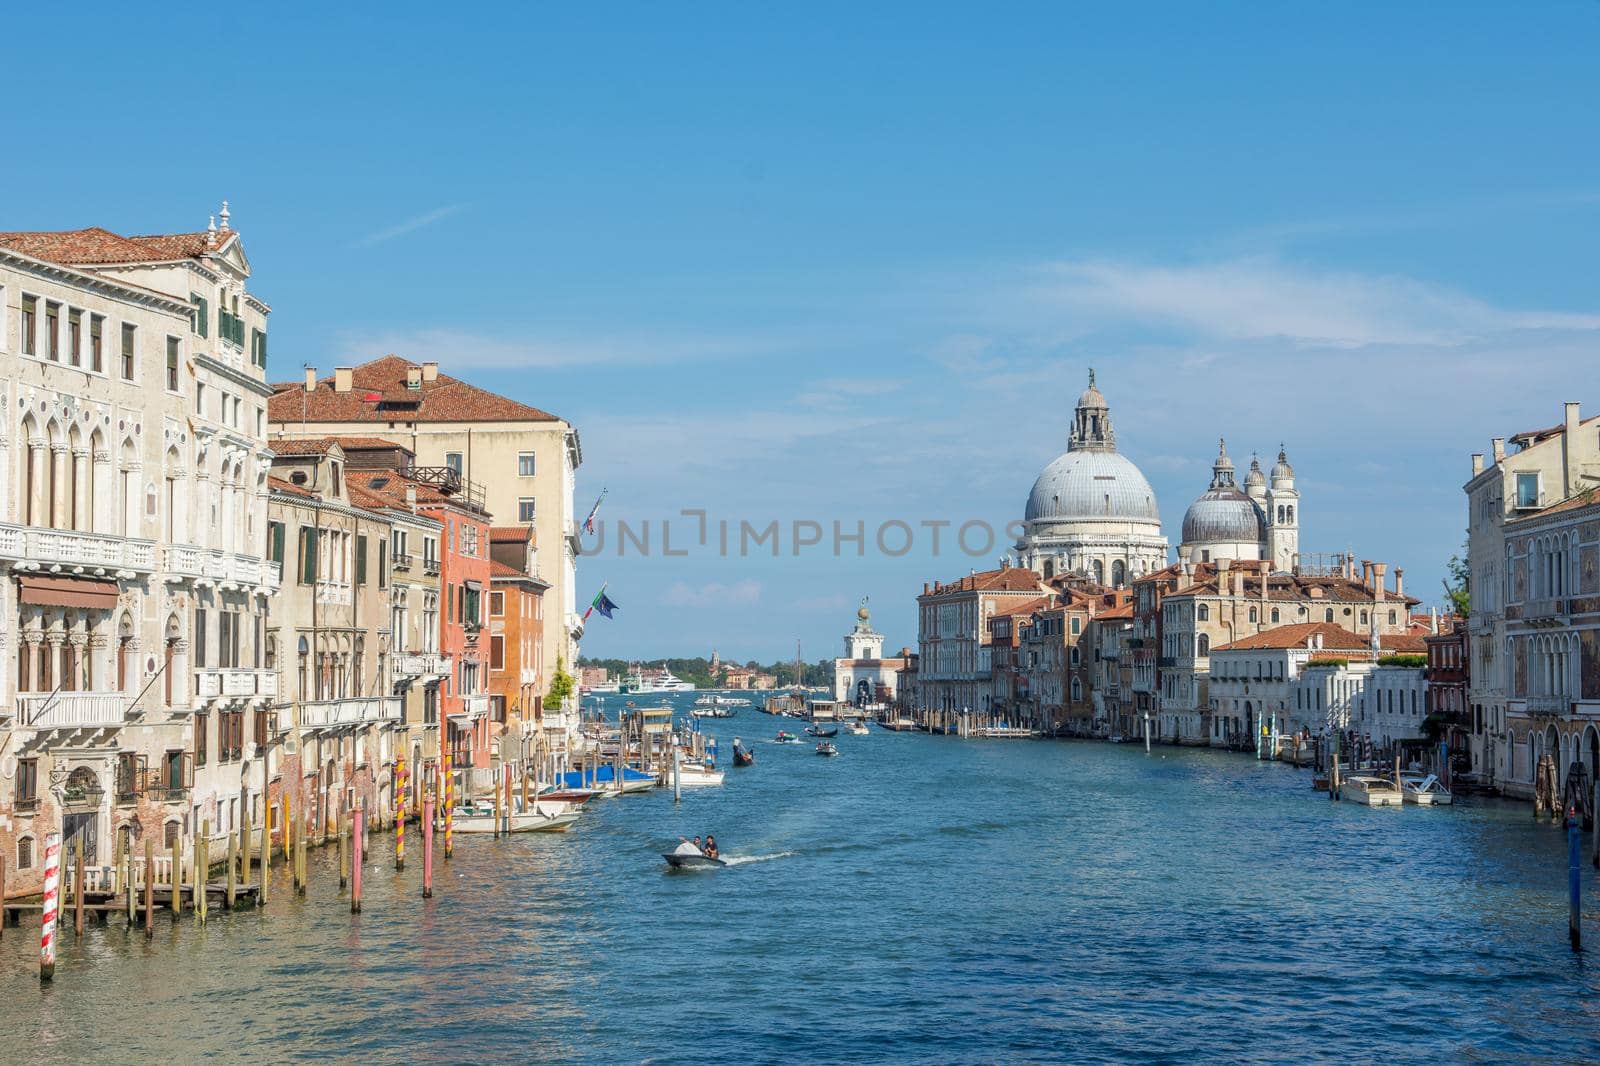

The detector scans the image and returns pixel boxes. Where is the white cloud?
[660,579,762,608]
[1023,257,1600,348]
[355,204,468,247]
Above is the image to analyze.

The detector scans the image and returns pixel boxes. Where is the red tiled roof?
[490,525,533,542]
[1212,623,1375,653]
[490,560,527,579]
[995,596,1052,618]
[270,438,337,456]
[924,567,1047,598]
[1096,603,1135,620]
[266,355,560,425]
[1379,633,1428,654]
[0,226,232,265]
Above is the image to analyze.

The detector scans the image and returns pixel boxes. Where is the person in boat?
[703,835,718,860]
[673,836,704,856]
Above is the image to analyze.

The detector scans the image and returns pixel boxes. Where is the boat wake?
[721,851,795,867]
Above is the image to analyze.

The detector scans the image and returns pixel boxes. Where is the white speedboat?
[1400,772,1454,806]
[675,761,725,787]
[1341,775,1404,808]
[846,721,869,736]
[451,801,582,833]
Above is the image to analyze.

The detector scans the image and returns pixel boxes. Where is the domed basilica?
[1014,370,1169,585]
[1177,439,1299,569]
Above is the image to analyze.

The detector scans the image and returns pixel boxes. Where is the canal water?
[5,693,1600,1063]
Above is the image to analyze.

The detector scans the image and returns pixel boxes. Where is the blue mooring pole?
[1568,808,1582,952]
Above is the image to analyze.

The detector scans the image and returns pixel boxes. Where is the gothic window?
[1198,635,1210,655]
[1287,506,1294,523]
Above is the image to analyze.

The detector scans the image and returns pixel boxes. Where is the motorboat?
[806,725,839,738]
[662,841,726,869]
[774,730,801,744]
[558,765,656,794]
[845,721,869,736]
[1400,772,1454,806]
[676,761,725,787]
[690,703,737,719]
[537,786,602,805]
[732,740,755,767]
[815,741,839,757]
[1341,774,1404,808]
[451,800,582,834]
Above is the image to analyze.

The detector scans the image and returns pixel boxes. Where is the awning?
[464,580,482,591]
[18,574,120,610]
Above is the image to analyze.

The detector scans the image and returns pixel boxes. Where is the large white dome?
[1025,450,1161,524]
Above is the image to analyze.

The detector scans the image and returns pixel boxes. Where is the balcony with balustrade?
[297,696,403,730]
[194,669,276,702]
[460,694,490,718]
[393,652,452,679]
[164,544,282,589]
[0,523,157,574]
[16,692,130,730]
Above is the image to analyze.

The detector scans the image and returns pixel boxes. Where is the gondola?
[732,739,755,767]
[805,725,839,738]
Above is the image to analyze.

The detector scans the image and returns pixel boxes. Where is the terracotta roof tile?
[490,559,526,578]
[1212,623,1375,653]
[267,355,561,425]
[0,225,232,265]
[490,525,533,542]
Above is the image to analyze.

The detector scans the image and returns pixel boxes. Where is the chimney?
[1218,557,1232,595]
[1360,560,1371,586]
[1471,453,1484,476]
[405,484,417,512]
[303,366,317,392]
[1491,437,1505,464]
[334,367,354,393]
[422,361,440,383]
[1372,563,1387,606]
[406,366,423,390]
[1564,402,1581,497]
[1429,606,1438,634]
[1393,567,1404,598]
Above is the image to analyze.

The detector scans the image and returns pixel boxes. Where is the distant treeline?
[577,656,833,688]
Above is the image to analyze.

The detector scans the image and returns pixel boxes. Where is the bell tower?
[1266,445,1300,571]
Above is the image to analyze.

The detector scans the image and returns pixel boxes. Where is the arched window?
[18,835,35,869]
[1359,611,1368,626]
[1112,560,1126,587]
[1198,635,1210,655]
[1286,505,1294,523]
[1388,610,1397,625]
[1197,604,1210,621]
[1277,505,1285,523]
[1091,560,1104,584]
[1324,608,1334,622]
[1248,607,1258,623]
[1071,678,1082,702]
[1271,608,1280,623]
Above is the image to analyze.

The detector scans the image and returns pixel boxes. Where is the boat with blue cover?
[559,765,657,794]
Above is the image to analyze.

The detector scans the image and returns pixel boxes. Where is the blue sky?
[9,4,1600,662]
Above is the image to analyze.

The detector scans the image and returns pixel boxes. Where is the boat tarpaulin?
[17,574,120,610]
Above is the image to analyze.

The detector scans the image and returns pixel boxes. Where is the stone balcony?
[165,544,282,589]
[194,669,277,701]
[393,652,452,679]
[298,696,403,730]
[1522,597,1567,624]
[0,524,157,575]
[1526,695,1570,718]
[16,692,130,730]
[460,694,490,718]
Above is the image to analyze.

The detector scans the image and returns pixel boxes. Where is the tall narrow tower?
[1265,446,1300,571]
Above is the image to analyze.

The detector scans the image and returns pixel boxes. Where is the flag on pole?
[583,584,619,623]
[583,488,607,534]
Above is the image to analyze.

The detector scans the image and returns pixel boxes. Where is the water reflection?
[4,694,1600,1062]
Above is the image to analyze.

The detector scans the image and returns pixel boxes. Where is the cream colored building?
[268,356,582,698]
[1154,558,1418,745]
[0,206,278,894]
[1464,401,1600,792]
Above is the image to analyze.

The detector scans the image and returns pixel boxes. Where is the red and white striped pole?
[40,831,61,983]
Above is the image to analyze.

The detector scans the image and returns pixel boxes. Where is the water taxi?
[1400,773,1454,806]
[1341,775,1404,807]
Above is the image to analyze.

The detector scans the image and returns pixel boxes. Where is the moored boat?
[451,801,583,833]
[1400,772,1454,806]
[676,761,725,787]
[1341,774,1404,807]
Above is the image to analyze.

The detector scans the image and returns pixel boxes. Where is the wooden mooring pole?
[73,836,85,938]
[351,803,364,914]
[143,840,154,937]
[1569,808,1583,952]
[339,808,349,889]
[226,830,238,910]
[422,793,436,898]
[170,835,182,915]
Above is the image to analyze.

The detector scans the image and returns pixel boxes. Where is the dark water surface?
[5,697,1600,1063]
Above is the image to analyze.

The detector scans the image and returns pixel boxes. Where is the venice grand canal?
[4,706,1598,1064]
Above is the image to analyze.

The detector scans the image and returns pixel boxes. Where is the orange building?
[488,525,549,733]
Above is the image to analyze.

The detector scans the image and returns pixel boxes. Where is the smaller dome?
[1271,445,1294,483]
[1244,455,1266,491]
[1182,488,1265,545]
[857,599,871,623]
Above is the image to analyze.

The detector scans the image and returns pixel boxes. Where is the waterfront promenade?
[2,706,1597,1064]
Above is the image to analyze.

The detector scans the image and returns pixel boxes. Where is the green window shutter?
[300,526,318,585]
[378,541,387,588]
[355,535,368,585]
